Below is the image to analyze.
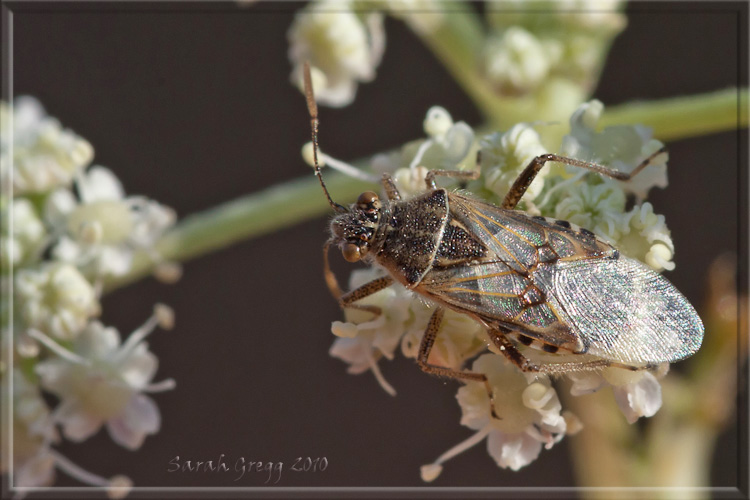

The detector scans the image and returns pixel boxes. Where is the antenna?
[303,62,347,214]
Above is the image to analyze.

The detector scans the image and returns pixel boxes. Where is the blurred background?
[7,0,747,496]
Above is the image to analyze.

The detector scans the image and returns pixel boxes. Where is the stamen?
[318,151,380,183]
[420,425,492,481]
[26,329,89,365]
[145,378,176,393]
[408,139,434,171]
[364,347,397,397]
[49,449,133,499]
[536,170,586,209]
[110,312,160,364]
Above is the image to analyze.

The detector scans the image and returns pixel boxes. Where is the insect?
[302,63,704,394]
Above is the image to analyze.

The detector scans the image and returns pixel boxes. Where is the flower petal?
[106,394,160,450]
[487,430,542,471]
[613,371,662,423]
[56,400,103,442]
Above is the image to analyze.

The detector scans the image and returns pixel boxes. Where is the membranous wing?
[533,256,704,365]
[416,192,703,365]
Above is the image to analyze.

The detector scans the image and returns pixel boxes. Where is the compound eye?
[357,191,379,208]
[342,243,362,262]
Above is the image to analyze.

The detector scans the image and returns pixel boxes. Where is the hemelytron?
[301,63,703,395]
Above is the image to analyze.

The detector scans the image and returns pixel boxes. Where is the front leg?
[323,241,394,316]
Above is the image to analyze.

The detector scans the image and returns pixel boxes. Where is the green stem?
[600,88,748,141]
[104,172,374,291]
[105,88,747,292]
[413,3,507,124]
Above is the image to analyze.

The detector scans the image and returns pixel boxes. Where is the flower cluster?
[1,97,177,495]
[320,101,674,480]
[287,1,626,110]
[483,0,627,95]
[287,0,385,107]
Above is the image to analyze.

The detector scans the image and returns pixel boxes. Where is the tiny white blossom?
[1,197,46,269]
[617,202,675,272]
[0,97,94,195]
[35,306,175,450]
[485,1,626,90]
[480,123,548,204]
[560,100,668,199]
[2,370,58,487]
[288,0,385,107]
[45,166,176,278]
[329,268,414,395]
[422,354,569,480]
[16,262,100,341]
[392,165,431,199]
[391,107,475,197]
[401,306,485,371]
[483,27,552,94]
[568,366,665,423]
[552,181,626,242]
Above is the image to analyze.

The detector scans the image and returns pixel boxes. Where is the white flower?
[483,27,552,94]
[560,100,668,199]
[0,97,94,195]
[421,354,570,480]
[45,166,176,278]
[35,305,175,450]
[288,0,385,107]
[568,366,665,423]
[329,268,413,395]
[392,165,431,199]
[552,181,626,242]
[485,1,626,90]
[480,123,548,204]
[1,370,58,487]
[617,202,675,272]
[401,306,486,371]
[1,197,46,269]
[389,107,475,197]
[16,262,100,341]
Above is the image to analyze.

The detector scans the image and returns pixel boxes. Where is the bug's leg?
[323,240,393,316]
[423,150,483,189]
[489,329,655,373]
[338,276,394,316]
[381,173,402,201]
[419,308,500,419]
[502,147,667,209]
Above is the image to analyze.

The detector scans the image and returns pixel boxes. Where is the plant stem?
[412,3,506,124]
[600,88,748,141]
[104,172,374,291]
[105,88,747,292]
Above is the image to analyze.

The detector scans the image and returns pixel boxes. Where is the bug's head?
[302,63,383,263]
[329,191,382,262]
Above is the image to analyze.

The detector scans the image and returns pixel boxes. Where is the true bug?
[302,64,703,392]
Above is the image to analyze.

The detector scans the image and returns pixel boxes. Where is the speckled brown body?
[329,186,702,366]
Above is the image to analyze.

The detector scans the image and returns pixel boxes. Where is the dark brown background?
[6,1,748,498]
